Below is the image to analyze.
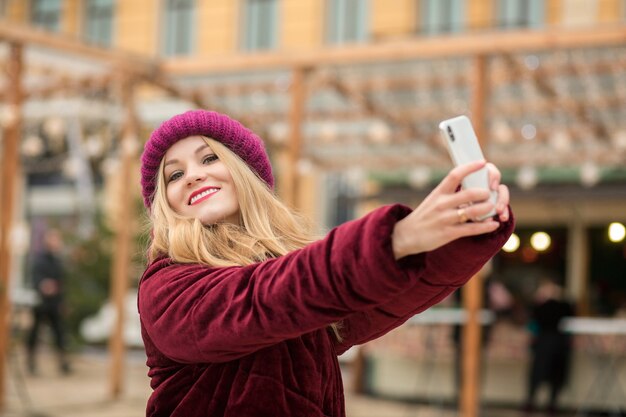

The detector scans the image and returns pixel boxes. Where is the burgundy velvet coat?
[138,204,514,417]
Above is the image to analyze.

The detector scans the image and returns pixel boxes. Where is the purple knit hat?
[140,110,274,209]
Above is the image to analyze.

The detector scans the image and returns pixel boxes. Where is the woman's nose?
[187,169,207,186]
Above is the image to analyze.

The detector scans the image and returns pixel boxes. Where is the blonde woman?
[138,110,514,417]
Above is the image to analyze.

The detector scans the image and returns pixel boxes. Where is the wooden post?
[567,220,590,315]
[108,76,139,399]
[0,42,23,411]
[284,67,308,209]
[460,54,488,417]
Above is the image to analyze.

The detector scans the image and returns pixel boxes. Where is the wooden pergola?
[1,21,626,417]
[0,22,204,408]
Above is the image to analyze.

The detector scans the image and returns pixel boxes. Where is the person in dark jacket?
[138,110,514,417]
[26,228,71,375]
[524,279,574,415]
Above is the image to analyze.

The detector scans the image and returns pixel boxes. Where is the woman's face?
[163,136,240,225]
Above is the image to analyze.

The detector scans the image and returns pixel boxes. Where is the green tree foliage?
[63,211,114,347]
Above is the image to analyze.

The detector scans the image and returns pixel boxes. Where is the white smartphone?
[438,115,497,220]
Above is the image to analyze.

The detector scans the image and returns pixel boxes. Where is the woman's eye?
[168,171,183,182]
[202,154,218,164]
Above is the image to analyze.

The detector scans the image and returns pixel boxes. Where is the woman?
[138,109,514,417]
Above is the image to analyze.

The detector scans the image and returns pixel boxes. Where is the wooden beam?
[325,74,446,156]
[500,53,611,141]
[460,54,488,417]
[107,76,138,399]
[0,22,160,78]
[148,73,207,109]
[0,42,23,411]
[0,73,113,100]
[164,25,626,75]
[283,67,309,208]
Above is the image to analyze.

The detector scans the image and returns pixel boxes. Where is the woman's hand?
[392,160,510,260]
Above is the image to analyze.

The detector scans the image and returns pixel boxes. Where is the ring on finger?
[457,208,469,223]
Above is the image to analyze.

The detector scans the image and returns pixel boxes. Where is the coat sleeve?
[333,209,515,355]
[138,204,426,364]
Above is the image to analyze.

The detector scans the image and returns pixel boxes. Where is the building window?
[420,0,465,35]
[326,0,368,44]
[242,0,278,51]
[84,0,114,47]
[31,0,62,31]
[163,0,195,56]
[496,0,544,29]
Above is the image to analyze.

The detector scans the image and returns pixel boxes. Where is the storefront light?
[502,233,520,253]
[608,222,626,243]
[530,232,551,252]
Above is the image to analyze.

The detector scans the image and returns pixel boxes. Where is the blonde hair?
[147,137,316,266]
[146,137,342,340]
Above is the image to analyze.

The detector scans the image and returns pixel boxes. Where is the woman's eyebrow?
[164,158,178,167]
[164,144,211,167]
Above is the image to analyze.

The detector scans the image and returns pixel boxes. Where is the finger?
[450,207,470,224]
[436,160,487,194]
[496,184,510,222]
[469,200,498,221]
[486,162,501,191]
[443,187,492,209]
[495,184,509,212]
[448,200,496,224]
[452,219,500,238]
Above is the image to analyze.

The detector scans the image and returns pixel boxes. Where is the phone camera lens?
[447,126,455,141]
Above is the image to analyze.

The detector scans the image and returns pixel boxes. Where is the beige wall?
[561,0,600,26]
[598,0,621,23]
[546,0,562,25]
[282,0,324,50]
[4,0,620,58]
[63,0,82,37]
[6,0,29,23]
[371,0,417,40]
[467,0,494,30]
[116,0,157,55]
[197,0,239,55]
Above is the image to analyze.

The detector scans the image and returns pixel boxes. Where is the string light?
[21,135,45,157]
[516,166,538,190]
[611,130,626,150]
[502,233,520,253]
[407,167,431,189]
[297,158,314,175]
[43,116,66,139]
[548,129,572,152]
[608,222,626,243]
[268,124,288,144]
[530,232,551,252]
[580,162,600,187]
[319,123,338,143]
[524,55,540,70]
[367,121,391,144]
[492,119,513,144]
[0,105,18,128]
[521,124,537,140]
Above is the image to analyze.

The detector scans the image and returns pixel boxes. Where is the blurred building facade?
[2,0,626,408]
[4,0,625,313]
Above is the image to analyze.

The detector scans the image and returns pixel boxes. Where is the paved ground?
[1,347,573,417]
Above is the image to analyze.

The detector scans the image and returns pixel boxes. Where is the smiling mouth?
[189,187,220,205]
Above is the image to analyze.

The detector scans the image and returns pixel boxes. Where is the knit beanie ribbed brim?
[140,110,274,209]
